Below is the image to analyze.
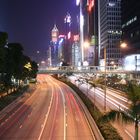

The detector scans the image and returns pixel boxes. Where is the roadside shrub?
[0,85,29,111]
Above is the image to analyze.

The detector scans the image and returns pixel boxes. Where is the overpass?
[38,66,140,75]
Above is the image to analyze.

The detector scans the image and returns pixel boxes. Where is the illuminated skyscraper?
[64,12,72,65]
[98,0,122,67]
[77,0,97,65]
[50,24,59,66]
[72,35,81,66]
[58,35,65,62]
[51,24,59,43]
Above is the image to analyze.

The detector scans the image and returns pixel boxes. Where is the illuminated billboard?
[124,54,140,71]
[87,0,94,12]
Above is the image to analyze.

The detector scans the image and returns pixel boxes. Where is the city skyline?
[0,0,78,61]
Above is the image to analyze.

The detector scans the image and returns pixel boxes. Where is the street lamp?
[110,61,115,65]
[120,42,138,71]
[36,50,40,65]
[120,42,127,48]
[84,41,90,48]
[80,2,84,63]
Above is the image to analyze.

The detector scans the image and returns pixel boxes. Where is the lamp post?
[49,46,52,67]
[104,47,107,112]
[36,50,40,65]
[80,1,84,63]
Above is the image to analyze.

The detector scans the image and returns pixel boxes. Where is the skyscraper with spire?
[51,24,59,43]
[50,24,59,66]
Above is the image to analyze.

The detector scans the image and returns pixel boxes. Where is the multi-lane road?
[0,74,97,140]
[69,75,140,140]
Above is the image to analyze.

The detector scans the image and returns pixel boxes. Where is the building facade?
[82,0,98,66]
[121,0,140,71]
[98,0,122,67]
[50,24,59,66]
[121,0,140,55]
[63,13,72,65]
[71,35,81,66]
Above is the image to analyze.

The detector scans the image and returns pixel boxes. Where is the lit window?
[130,33,133,38]
[108,2,115,7]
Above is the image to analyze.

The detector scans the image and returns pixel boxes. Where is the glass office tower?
[98,0,122,67]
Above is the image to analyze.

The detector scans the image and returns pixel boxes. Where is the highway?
[0,74,95,140]
[69,75,140,140]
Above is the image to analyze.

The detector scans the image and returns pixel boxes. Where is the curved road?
[0,74,95,140]
[69,75,140,140]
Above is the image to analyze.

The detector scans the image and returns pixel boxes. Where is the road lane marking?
[0,122,4,126]
[47,76,66,140]
[125,129,134,140]
[37,84,54,140]
[19,125,22,128]
[64,80,97,140]
[5,119,8,122]
[55,83,66,140]
[93,89,129,110]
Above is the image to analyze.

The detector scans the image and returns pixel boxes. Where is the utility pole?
[104,47,107,112]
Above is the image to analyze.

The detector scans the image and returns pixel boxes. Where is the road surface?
[0,74,95,140]
[69,75,140,140]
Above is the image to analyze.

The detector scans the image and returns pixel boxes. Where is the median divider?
[56,76,123,140]
[68,85,104,140]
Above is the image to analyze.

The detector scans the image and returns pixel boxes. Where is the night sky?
[0,0,78,61]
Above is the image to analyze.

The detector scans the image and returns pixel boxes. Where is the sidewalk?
[0,84,37,124]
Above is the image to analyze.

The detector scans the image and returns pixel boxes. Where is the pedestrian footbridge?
[38,66,140,75]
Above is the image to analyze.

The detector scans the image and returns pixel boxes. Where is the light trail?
[59,81,96,140]
[37,84,54,140]
[53,82,66,140]
[47,76,66,140]
[90,88,129,111]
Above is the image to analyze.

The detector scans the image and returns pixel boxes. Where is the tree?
[0,32,38,89]
[0,32,8,48]
[92,83,97,109]
[101,82,140,140]
[22,55,32,80]
[0,32,8,86]
[22,55,38,81]
[8,43,24,82]
[89,79,98,110]
[0,47,7,84]
[30,61,38,78]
